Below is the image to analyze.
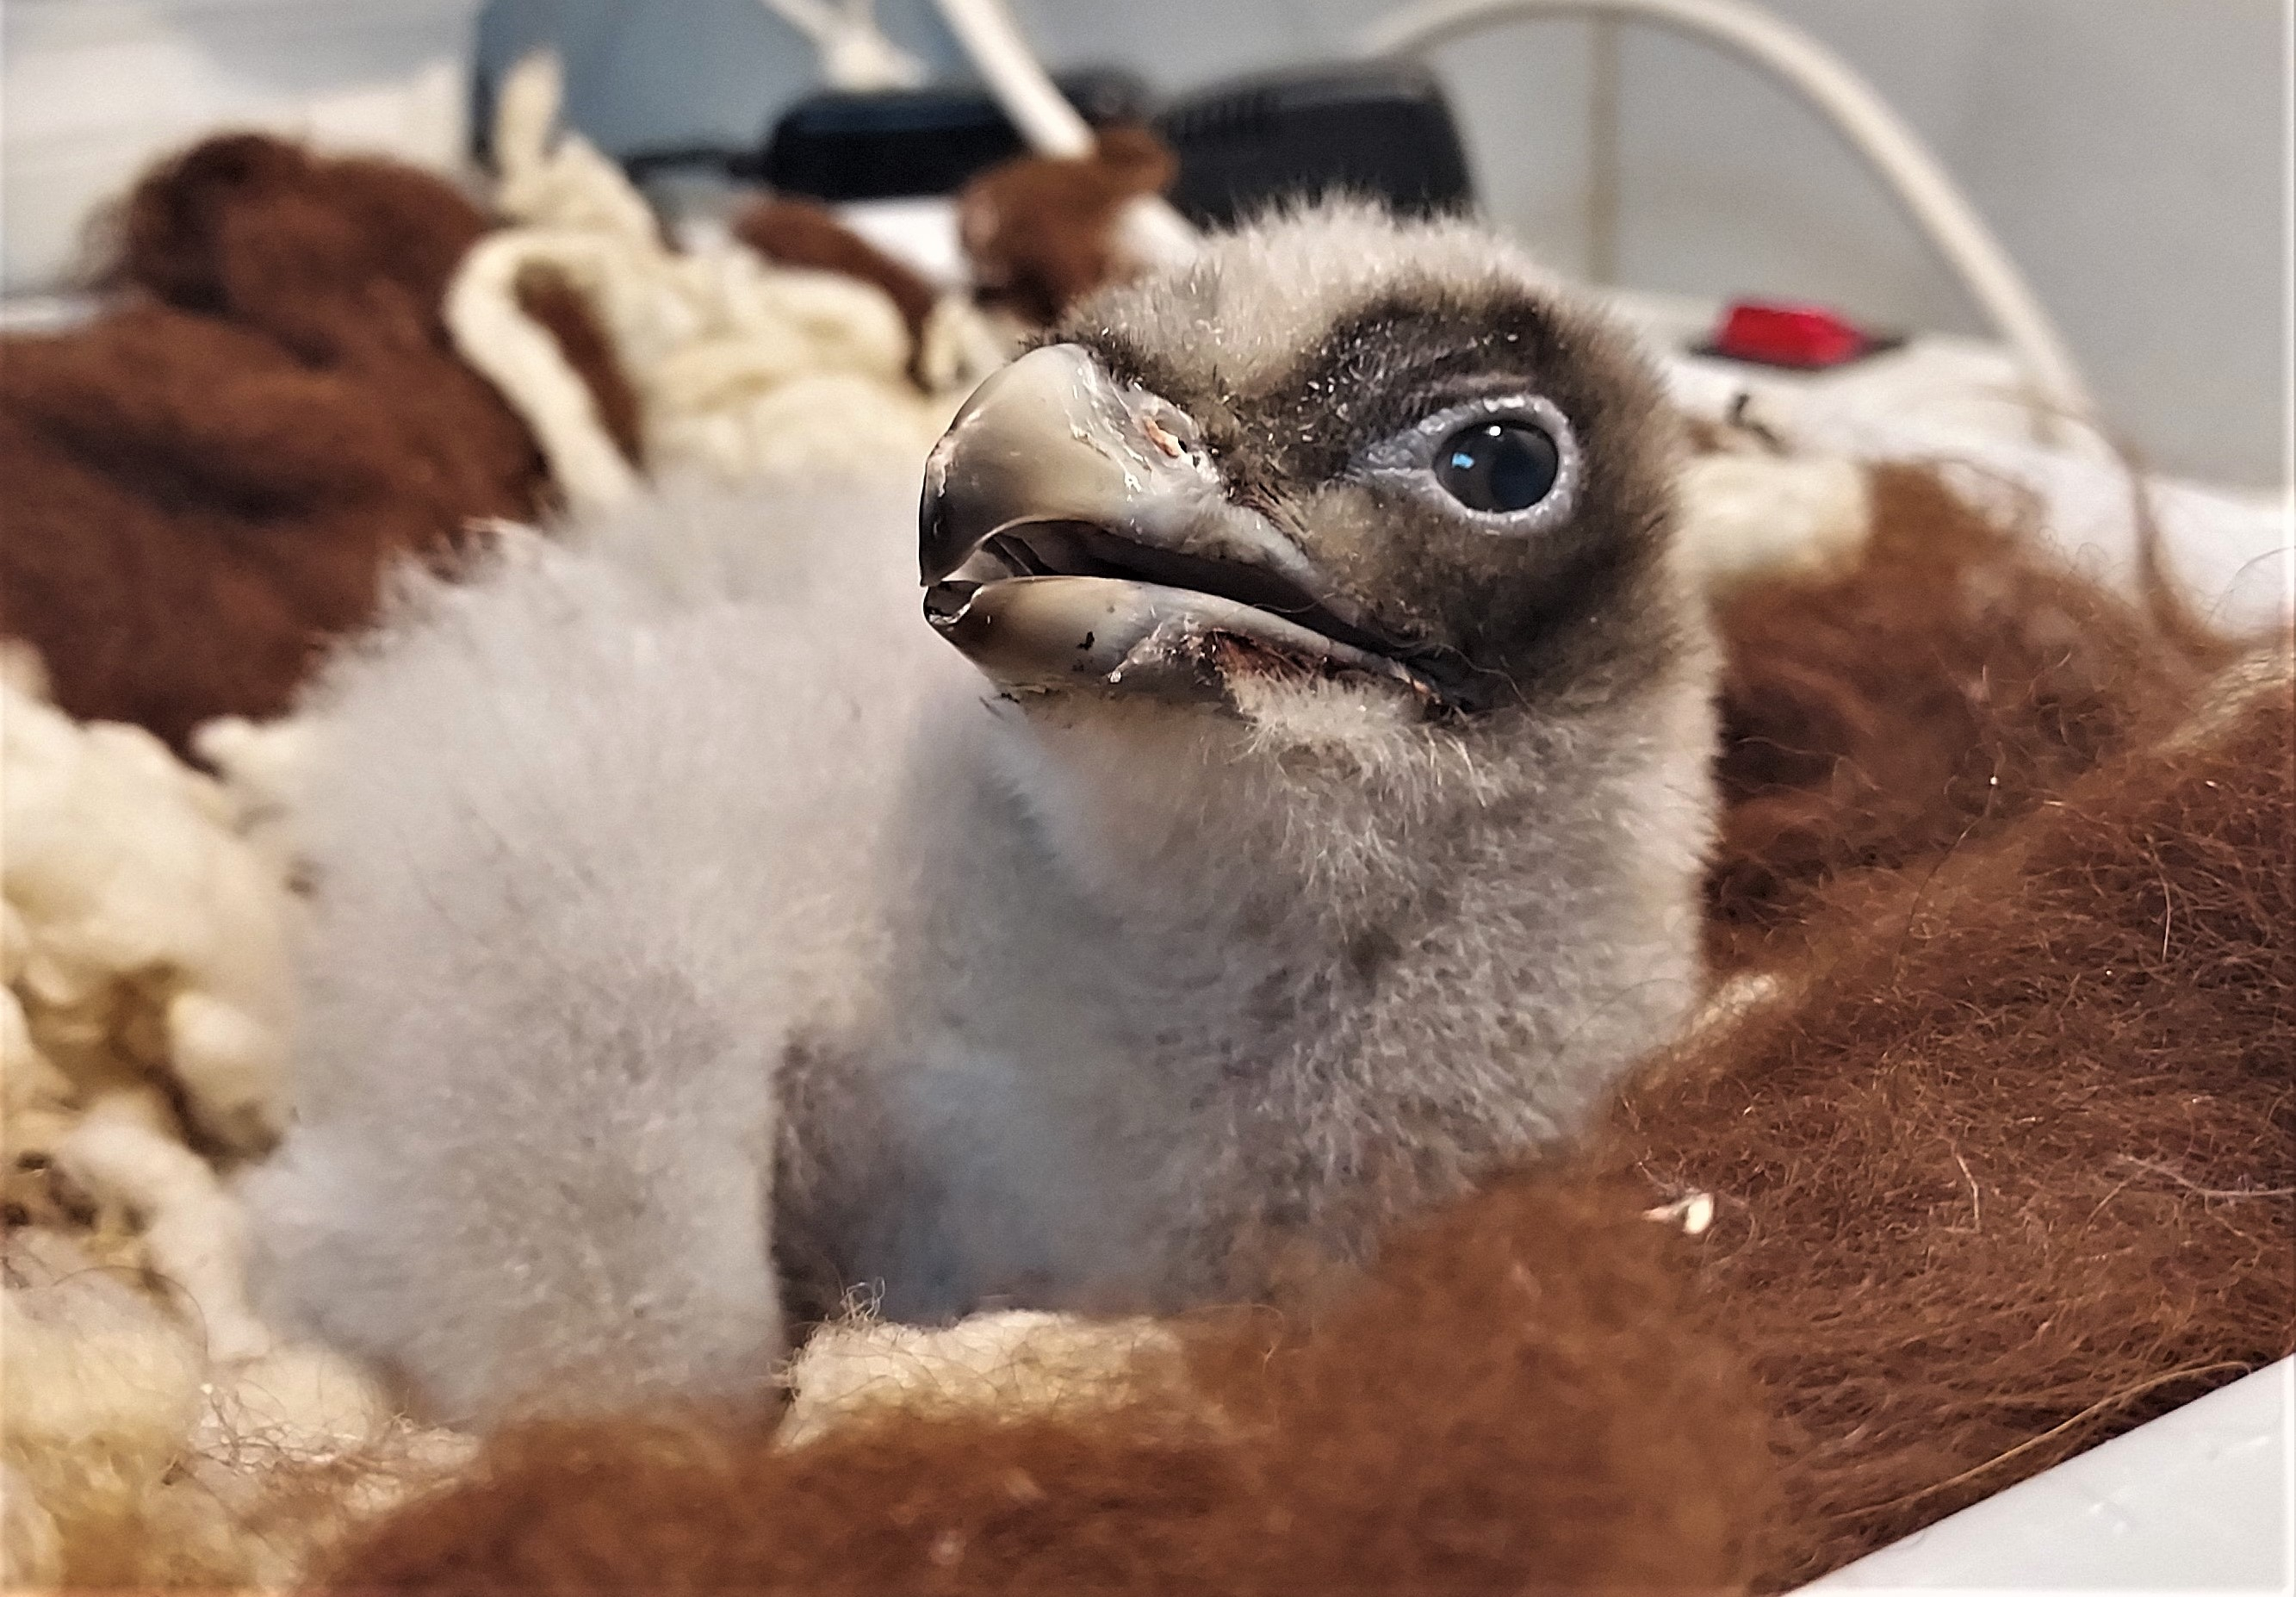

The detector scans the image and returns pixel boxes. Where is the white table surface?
[1808,1359,2294,1594]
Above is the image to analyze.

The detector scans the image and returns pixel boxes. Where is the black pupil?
[1434,421,1560,513]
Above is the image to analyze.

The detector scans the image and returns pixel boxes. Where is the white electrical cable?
[929,0,1092,157]
[1357,0,2093,421]
[928,0,1202,269]
[759,0,928,90]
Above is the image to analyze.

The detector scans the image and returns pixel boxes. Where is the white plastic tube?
[929,0,1201,270]
[1357,0,2094,421]
[930,0,1094,157]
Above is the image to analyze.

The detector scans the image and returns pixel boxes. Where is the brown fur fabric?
[958,126,1178,326]
[337,1179,1774,1593]
[0,135,633,755]
[1608,681,2293,1585]
[735,196,940,351]
[1706,462,2208,972]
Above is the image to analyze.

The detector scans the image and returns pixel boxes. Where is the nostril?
[1140,413,1187,460]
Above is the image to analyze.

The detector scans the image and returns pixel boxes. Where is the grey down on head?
[247,200,1722,1427]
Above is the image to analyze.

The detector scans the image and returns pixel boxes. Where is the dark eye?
[1433,421,1561,514]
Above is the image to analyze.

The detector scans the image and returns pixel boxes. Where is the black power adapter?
[1157,61,1473,227]
[754,69,1153,201]
[629,60,1475,222]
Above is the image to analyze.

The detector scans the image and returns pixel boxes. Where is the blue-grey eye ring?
[1356,395,1580,533]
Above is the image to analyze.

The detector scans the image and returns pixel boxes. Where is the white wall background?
[475,0,2291,488]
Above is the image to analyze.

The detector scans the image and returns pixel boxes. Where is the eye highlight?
[1356,394,1580,533]
[1435,421,1560,513]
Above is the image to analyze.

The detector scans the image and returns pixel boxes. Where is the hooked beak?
[916,344,1444,707]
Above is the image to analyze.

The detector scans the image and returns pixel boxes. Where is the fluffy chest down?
[790,742,1241,1322]
[789,665,1715,1325]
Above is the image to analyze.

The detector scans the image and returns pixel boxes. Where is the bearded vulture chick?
[248,202,1719,1426]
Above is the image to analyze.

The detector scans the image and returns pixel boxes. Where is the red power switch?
[1707,301,1891,369]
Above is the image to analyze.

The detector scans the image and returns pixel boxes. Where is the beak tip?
[918,482,959,586]
[916,343,1118,591]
